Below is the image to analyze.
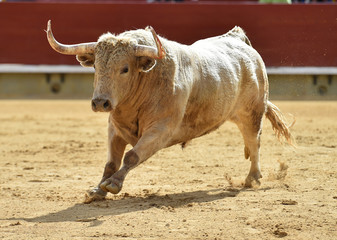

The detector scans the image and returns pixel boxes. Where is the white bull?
[46,20,293,201]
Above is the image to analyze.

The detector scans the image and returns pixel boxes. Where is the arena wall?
[0,2,336,99]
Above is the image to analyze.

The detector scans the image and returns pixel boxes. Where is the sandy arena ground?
[0,100,336,239]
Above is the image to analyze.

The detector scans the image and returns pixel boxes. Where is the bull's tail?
[265,101,295,145]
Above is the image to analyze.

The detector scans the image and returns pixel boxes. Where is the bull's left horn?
[134,26,166,60]
[46,20,96,55]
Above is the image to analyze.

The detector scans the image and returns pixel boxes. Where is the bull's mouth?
[91,98,112,112]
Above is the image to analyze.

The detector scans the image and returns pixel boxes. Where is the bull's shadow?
[8,188,243,224]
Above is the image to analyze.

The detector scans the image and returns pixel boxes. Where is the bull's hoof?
[84,187,107,203]
[244,174,262,188]
[100,180,121,194]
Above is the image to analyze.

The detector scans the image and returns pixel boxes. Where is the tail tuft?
[265,101,295,145]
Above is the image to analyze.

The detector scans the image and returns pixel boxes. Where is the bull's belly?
[167,96,236,147]
[167,116,228,147]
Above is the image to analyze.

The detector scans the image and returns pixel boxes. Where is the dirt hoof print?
[273,229,288,238]
[280,199,298,205]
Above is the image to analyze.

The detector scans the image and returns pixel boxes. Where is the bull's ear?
[76,53,95,67]
[137,56,156,72]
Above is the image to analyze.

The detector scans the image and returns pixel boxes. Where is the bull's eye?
[121,66,129,74]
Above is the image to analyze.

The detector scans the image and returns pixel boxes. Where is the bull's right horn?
[134,26,166,60]
[46,20,96,55]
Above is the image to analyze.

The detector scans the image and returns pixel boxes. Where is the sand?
[0,100,336,239]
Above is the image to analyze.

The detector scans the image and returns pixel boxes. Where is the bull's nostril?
[103,100,111,110]
[91,100,96,109]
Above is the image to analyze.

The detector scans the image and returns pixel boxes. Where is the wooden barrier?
[0,2,336,66]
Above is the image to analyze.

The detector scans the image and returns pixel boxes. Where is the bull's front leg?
[100,123,171,195]
[86,125,127,201]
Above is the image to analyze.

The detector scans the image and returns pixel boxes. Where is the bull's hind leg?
[233,107,264,187]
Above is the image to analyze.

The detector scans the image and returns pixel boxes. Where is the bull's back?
[170,32,266,145]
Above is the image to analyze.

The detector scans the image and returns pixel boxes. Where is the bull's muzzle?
[91,98,112,112]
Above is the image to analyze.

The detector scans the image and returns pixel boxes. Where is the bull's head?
[46,20,165,112]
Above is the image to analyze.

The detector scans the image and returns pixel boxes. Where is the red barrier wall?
[0,2,336,67]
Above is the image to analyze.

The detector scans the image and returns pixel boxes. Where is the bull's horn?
[134,26,166,59]
[46,20,96,55]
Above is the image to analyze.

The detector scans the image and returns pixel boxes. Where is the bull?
[46,20,293,201]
